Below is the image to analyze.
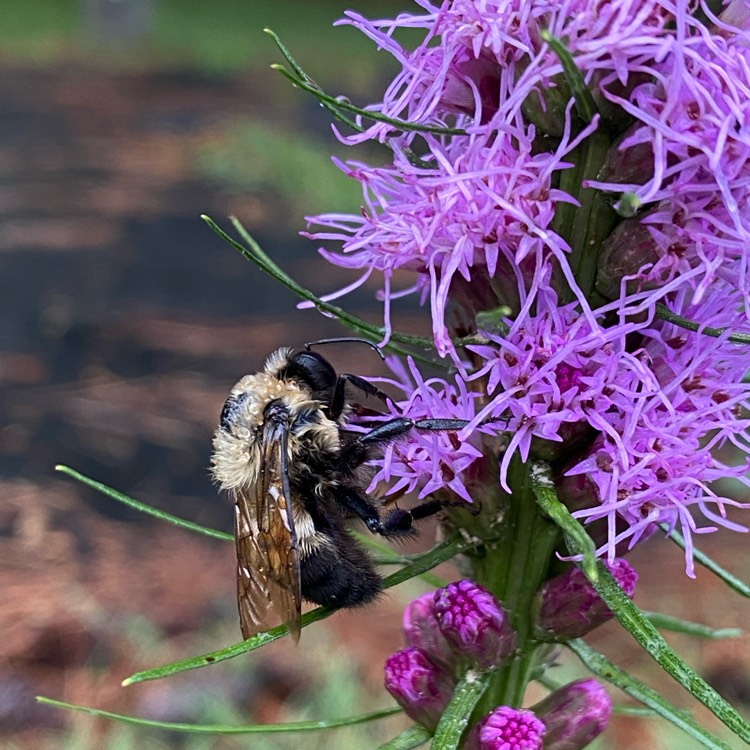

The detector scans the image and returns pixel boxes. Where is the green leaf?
[568,641,732,750]
[202,215,441,366]
[642,612,742,640]
[377,724,432,750]
[539,30,597,123]
[55,465,232,542]
[351,530,447,588]
[529,462,597,580]
[662,524,750,598]
[655,303,750,345]
[36,696,400,734]
[431,669,492,749]
[123,535,471,684]
[265,29,467,138]
[588,565,748,740]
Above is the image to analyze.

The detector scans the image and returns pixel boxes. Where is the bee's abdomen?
[300,530,382,608]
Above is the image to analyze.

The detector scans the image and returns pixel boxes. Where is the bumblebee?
[211,345,474,642]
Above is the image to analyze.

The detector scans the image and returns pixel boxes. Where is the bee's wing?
[235,412,302,643]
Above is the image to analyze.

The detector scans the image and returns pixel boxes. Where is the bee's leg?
[334,485,443,539]
[329,374,393,420]
[337,417,477,474]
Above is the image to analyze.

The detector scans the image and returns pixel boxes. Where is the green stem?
[551,130,615,300]
[466,456,560,714]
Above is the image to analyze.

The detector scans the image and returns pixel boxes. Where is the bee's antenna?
[304,337,386,361]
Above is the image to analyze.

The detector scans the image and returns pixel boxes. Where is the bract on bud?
[433,580,516,669]
[465,706,546,750]
[403,591,456,670]
[532,678,612,750]
[532,559,638,640]
[383,647,454,731]
[595,215,662,300]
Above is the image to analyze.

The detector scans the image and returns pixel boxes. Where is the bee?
[211,343,476,642]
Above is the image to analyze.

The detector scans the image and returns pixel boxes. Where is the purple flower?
[465,706,546,750]
[433,579,516,669]
[304,120,589,357]
[532,679,612,750]
[384,647,454,731]
[532,559,638,641]
[359,356,496,503]
[305,2,750,576]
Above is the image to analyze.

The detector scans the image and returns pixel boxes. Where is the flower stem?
[466,455,560,714]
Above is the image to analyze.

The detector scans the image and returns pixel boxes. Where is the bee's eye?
[220,392,250,431]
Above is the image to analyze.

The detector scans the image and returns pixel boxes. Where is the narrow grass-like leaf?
[203,215,440,366]
[431,670,492,750]
[265,29,466,137]
[123,535,471,684]
[614,706,660,717]
[643,612,742,640]
[568,640,732,750]
[662,524,750,598]
[36,696,400,734]
[539,30,597,123]
[656,303,750,345]
[377,724,432,750]
[351,530,448,588]
[530,462,597,580]
[582,561,748,741]
[55,465,232,542]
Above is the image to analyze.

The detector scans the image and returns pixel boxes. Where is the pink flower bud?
[466,706,546,750]
[533,678,612,750]
[403,591,456,670]
[384,647,454,731]
[533,559,638,640]
[433,580,516,669]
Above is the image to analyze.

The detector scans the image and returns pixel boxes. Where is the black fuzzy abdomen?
[300,530,382,608]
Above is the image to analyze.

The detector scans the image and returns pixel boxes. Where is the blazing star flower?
[304,120,591,356]
[361,356,496,503]
[384,647,455,731]
[433,579,516,669]
[465,705,546,750]
[309,0,750,580]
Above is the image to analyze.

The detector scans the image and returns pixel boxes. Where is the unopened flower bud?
[532,559,638,640]
[466,706,546,750]
[599,124,656,185]
[595,214,662,299]
[384,647,454,731]
[533,678,612,750]
[403,592,455,669]
[433,580,516,669]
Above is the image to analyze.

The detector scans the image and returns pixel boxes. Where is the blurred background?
[0,1,747,748]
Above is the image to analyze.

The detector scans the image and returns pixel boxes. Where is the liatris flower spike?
[532,678,612,750]
[188,3,750,748]
[532,559,639,641]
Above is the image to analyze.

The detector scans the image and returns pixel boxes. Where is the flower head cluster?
[311,2,750,572]
[466,706,546,750]
[385,580,516,729]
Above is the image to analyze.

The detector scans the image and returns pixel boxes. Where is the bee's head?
[280,350,338,401]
